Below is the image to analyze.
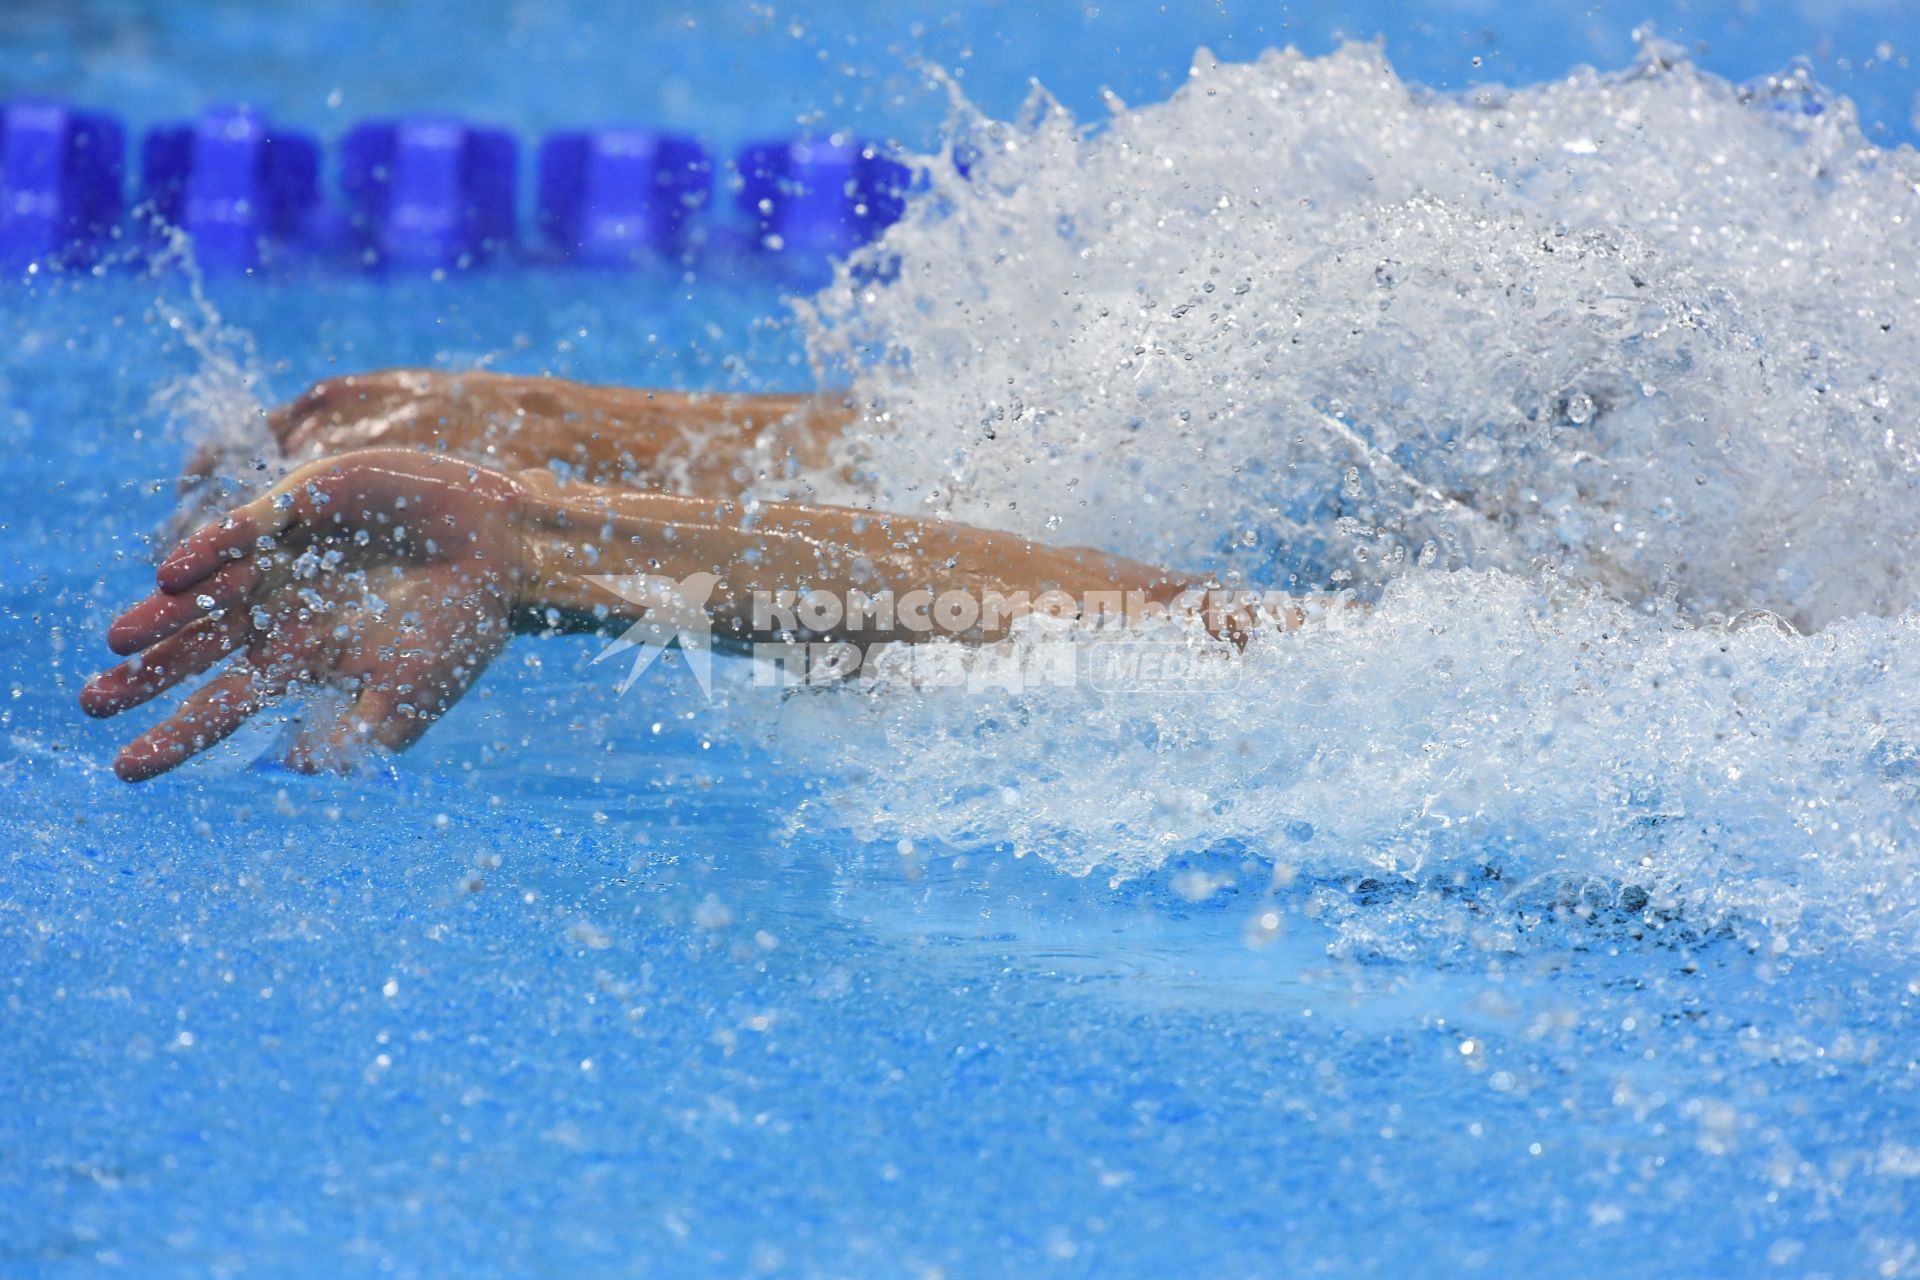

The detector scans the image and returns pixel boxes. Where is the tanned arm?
[88,449,1257,781]
[188,369,853,493]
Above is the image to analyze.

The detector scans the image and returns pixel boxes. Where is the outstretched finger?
[153,467,335,594]
[157,448,501,595]
[270,374,414,456]
[276,403,353,459]
[266,376,357,447]
[282,680,435,773]
[271,408,347,462]
[82,615,253,718]
[155,512,279,596]
[108,559,260,655]
[112,662,289,782]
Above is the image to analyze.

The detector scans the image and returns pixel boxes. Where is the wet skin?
[87,374,1243,781]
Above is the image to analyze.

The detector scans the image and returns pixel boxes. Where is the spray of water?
[757,38,1920,957]
[798,38,1920,627]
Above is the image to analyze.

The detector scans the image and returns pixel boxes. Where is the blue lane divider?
[538,128,711,262]
[141,107,321,271]
[737,137,909,257]
[0,101,125,266]
[341,118,518,267]
[0,101,918,274]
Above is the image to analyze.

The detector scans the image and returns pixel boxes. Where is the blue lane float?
[736,137,910,257]
[2,102,917,274]
[538,128,711,263]
[0,101,125,266]
[340,118,517,268]
[141,107,321,271]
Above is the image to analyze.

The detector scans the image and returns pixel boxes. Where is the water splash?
[765,572,1920,956]
[800,37,1920,628]
[145,226,276,543]
[765,39,1920,956]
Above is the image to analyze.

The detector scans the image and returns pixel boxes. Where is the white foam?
[761,572,1920,955]
[759,39,1920,956]
[797,38,1920,628]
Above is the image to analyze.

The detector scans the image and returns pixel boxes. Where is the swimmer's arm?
[89,449,1206,781]
[91,448,1330,780]
[507,467,1196,646]
[193,369,852,488]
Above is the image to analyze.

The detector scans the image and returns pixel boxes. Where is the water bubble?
[1243,909,1284,948]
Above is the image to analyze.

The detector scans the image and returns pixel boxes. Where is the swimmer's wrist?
[505,469,564,630]
[503,468,643,634]
[498,468,537,624]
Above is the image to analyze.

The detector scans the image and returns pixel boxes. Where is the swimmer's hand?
[87,449,528,782]
[184,369,643,482]
[179,370,467,491]
[179,369,840,498]
[265,370,500,463]
[170,371,559,547]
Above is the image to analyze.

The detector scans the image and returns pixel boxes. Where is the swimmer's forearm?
[464,380,847,478]
[273,370,852,484]
[506,470,1194,644]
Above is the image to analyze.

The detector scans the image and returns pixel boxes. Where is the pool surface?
[6,2,1920,1276]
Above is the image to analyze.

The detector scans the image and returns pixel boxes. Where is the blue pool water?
[6,2,1920,1275]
